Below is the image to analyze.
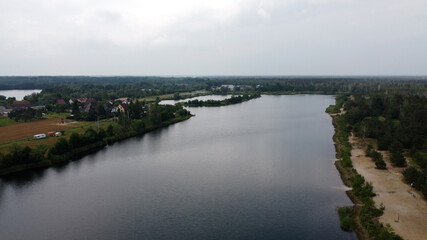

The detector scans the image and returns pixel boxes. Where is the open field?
[0,117,16,127]
[43,112,71,119]
[349,134,427,240]
[0,118,116,154]
[0,118,84,144]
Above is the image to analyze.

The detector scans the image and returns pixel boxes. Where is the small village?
[0,94,152,148]
[0,96,137,119]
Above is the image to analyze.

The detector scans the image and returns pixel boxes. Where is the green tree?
[390,144,406,167]
[98,128,107,140]
[107,124,114,137]
[30,145,48,163]
[50,138,69,155]
[69,133,82,149]
[131,120,144,132]
[128,102,143,119]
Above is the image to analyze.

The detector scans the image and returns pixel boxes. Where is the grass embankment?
[43,112,71,119]
[0,117,15,127]
[329,108,402,240]
[0,115,191,177]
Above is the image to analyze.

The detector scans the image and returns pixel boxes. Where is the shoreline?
[329,111,402,240]
[0,115,192,177]
[330,114,370,240]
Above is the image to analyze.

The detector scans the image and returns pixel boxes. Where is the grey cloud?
[0,0,426,75]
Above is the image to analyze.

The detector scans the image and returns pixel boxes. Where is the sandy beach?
[349,134,427,240]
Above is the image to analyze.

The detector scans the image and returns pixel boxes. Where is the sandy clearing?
[349,134,427,240]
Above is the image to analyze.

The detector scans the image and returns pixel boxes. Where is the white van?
[33,134,46,139]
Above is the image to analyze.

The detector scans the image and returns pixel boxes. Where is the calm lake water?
[0,89,42,101]
[0,95,356,240]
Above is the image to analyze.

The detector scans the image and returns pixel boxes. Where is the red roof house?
[12,101,32,109]
[56,99,66,105]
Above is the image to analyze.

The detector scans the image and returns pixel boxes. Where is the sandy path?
[349,134,427,240]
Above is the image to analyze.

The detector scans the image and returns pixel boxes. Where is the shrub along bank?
[330,109,402,240]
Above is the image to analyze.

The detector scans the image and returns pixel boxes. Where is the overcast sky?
[0,0,426,76]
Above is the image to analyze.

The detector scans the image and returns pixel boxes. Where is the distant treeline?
[1,76,426,97]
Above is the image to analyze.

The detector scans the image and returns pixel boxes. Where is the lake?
[0,95,356,240]
[0,89,42,101]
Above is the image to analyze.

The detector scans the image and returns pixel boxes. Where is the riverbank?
[0,115,192,177]
[329,112,402,240]
[349,134,427,240]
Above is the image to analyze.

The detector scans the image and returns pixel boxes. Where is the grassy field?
[0,117,15,127]
[44,112,71,119]
[0,118,115,154]
[0,112,71,127]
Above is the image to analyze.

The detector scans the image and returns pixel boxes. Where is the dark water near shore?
[0,95,356,240]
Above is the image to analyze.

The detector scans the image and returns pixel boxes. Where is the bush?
[50,138,69,155]
[338,207,355,231]
[375,159,387,169]
[390,149,406,167]
[69,133,82,149]
[131,120,145,132]
[29,145,48,163]
[403,166,419,184]
[367,147,387,169]
[98,128,107,140]
[83,128,98,143]
[107,124,114,137]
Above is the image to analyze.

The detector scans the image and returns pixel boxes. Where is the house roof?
[119,103,127,110]
[12,101,32,108]
[84,101,93,108]
[77,98,96,103]
[56,99,66,105]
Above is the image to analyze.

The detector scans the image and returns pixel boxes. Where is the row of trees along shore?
[184,93,261,107]
[329,106,403,239]
[0,103,191,176]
